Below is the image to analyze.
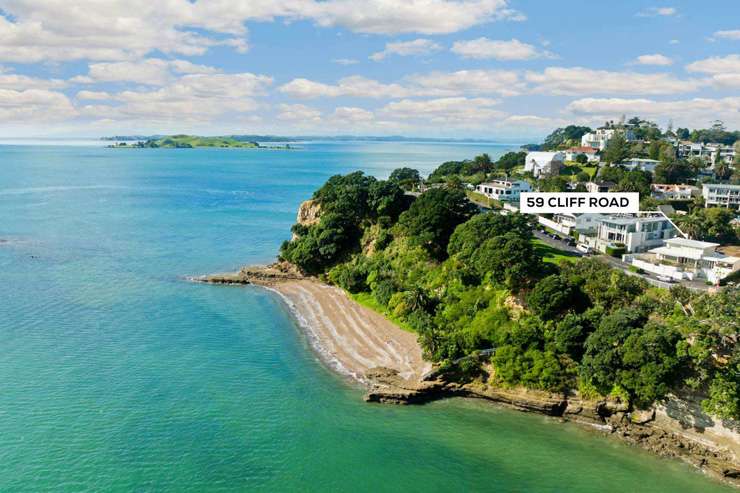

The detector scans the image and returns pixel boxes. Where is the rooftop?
[665,237,719,249]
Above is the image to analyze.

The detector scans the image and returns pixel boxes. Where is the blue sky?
[1,0,739,139]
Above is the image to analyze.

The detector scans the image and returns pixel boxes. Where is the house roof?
[665,237,719,249]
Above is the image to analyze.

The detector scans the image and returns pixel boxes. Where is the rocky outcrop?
[364,372,739,487]
[197,262,305,286]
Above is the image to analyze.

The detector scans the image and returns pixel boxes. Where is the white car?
[656,275,675,283]
[576,244,591,254]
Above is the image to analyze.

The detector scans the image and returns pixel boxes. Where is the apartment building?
[702,183,740,209]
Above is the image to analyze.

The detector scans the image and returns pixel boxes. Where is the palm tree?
[714,160,731,181]
[677,213,704,240]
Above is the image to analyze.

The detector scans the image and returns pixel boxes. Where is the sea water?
[0,143,733,492]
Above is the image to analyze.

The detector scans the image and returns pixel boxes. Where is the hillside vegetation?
[279,166,739,419]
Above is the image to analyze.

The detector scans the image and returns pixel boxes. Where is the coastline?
[198,264,740,487]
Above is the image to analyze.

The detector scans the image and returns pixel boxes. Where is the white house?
[476,180,531,202]
[702,183,740,209]
[563,146,600,163]
[623,237,740,284]
[678,141,735,165]
[651,184,700,201]
[620,158,660,174]
[581,128,636,151]
[525,152,564,177]
[538,213,604,236]
[580,214,677,253]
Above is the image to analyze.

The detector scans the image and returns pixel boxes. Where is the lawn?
[560,164,598,180]
[532,238,581,264]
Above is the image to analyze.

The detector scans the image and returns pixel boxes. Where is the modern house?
[563,146,600,163]
[623,237,740,284]
[651,184,700,201]
[476,180,531,202]
[620,158,660,174]
[538,213,604,236]
[702,183,740,209]
[677,141,736,165]
[585,181,616,193]
[580,214,677,253]
[525,152,564,177]
[581,128,636,150]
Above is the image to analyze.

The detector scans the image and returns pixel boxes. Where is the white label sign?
[520,192,640,214]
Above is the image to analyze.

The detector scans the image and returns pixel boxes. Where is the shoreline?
[197,264,740,487]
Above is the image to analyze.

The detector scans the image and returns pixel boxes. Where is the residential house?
[525,152,564,177]
[620,158,660,174]
[580,214,677,253]
[585,181,616,193]
[476,180,531,202]
[702,183,740,209]
[563,146,600,163]
[623,237,740,284]
[580,127,636,150]
[651,184,700,201]
[538,213,604,236]
[678,141,735,165]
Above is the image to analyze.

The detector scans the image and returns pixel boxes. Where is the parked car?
[576,244,591,254]
[656,275,675,283]
[565,239,576,246]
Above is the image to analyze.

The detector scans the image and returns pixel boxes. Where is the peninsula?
[201,130,740,486]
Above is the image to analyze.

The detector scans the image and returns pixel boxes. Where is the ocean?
[0,142,733,492]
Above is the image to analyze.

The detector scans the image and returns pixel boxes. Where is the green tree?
[575,153,588,164]
[472,232,544,291]
[527,274,589,320]
[397,188,477,260]
[388,167,421,190]
[603,132,629,164]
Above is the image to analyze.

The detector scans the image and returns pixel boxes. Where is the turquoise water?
[0,143,733,492]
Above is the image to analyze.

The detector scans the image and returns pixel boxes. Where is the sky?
[1,0,739,140]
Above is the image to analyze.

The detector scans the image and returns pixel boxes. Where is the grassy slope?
[350,292,416,333]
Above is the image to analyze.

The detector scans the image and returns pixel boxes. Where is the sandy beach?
[201,267,431,384]
[270,280,431,383]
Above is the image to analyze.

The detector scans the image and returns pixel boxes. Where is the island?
[107,134,292,149]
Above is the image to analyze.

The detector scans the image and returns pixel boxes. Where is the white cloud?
[451,37,545,60]
[526,67,703,95]
[0,0,520,64]
[669,39,680,44]
[406,69,523,96]
[80,72,272,123]
[0,88,76,122]
[332,58,359,65]
[276,103,322,122]
[686,54,740,74]
[634,54,673,66]
[713,30,740,41]
[76,90,113,100]
[637,6,677,17]
[370,38,442,61]
[380,97,505,124]
[686,55,740,88]
[71,58,220,86]
[331,106,374,122]
[0,72,65,90]
[565,96,740,128]
[279,75,409,99]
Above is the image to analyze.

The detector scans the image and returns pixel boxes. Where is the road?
[532,229,582,255]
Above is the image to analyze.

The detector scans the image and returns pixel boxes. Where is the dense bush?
[280,166,740,417]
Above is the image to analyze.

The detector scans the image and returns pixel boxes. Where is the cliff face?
[296,199,321,227]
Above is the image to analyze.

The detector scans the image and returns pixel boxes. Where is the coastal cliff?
[200,264,739,487]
